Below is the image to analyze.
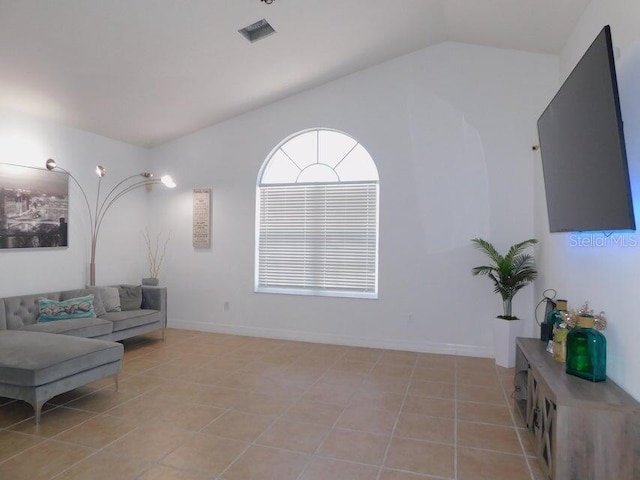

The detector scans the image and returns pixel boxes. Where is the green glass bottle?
[566,316,606,382]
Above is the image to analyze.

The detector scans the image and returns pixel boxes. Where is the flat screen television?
[538,25,635,233]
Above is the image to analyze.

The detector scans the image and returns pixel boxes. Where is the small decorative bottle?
[542,299,567,342]
[552,325,568,363]
[566,316,606,382]
[546,299,568,327]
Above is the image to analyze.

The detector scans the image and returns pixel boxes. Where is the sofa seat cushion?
[100,309,160,332]
[17,317,113,338]
[0,331,123,387]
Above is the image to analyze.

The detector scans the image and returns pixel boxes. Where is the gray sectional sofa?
[0,285,167,341]
[0,285,167,423]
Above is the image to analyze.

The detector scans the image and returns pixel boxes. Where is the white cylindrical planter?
[493,318,523,368]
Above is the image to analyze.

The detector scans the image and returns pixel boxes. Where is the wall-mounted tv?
[538,25,635,233]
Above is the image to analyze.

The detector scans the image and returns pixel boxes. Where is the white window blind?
[257,182,378,297]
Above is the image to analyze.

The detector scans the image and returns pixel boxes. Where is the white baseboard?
[168,318,493,358]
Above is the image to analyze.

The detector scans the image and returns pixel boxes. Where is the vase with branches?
[143,229,171,284]
[471,238,538,320]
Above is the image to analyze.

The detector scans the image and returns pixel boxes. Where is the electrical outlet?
[223,301,230,311]
[408,313,414,324]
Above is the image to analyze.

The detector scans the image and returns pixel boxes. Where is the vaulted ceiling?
[0,0,590,147]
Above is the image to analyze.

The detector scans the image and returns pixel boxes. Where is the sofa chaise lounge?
[0,285,167,423]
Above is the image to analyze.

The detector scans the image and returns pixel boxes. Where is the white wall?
[151,42,558,357]
[0,108,151,296]
[534,0,640,400]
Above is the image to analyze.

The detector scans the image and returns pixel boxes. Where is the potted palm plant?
[471,237,538,367]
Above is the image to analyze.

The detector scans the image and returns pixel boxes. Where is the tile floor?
[0,329,547,480]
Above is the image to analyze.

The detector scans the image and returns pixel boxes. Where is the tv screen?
[538,25,635,233]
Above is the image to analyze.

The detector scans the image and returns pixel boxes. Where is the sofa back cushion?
[118,285,142,311]
[3,292,61,329]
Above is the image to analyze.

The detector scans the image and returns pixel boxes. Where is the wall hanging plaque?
[193,188,211,248]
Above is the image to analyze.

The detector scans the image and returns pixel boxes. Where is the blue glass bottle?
[566,316,606,382]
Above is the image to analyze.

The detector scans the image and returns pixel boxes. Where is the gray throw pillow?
[118,284,142,311]
[99,286,122,312]
[62,288,106,316]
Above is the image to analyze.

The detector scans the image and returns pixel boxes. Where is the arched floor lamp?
[45,159,176,286]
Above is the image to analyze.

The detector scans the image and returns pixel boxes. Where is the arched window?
[256,128,379,298]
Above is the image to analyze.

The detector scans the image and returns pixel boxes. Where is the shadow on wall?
[408,91,490,255]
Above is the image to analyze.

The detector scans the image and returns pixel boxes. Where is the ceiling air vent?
[239,19,276,43]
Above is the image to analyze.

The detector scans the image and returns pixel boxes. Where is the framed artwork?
[0,163,69,249]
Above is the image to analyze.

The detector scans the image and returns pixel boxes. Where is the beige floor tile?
[47,386,96,406]
[0,430,44,462]
[330,358,376,373]
[259,380,307,399]
[299,457,379,480]
[402,395,455,418]
[9,407,95,438]
[162,432,248,474]
[256,419,330,453]
[456,356,497,370]
[320,369,367,388]
[232,392,293,416]
[104,395,174,423]
[302,382,357,406]
[54,414,136,448]
[192,385,248,409]
[457,369,502,388]
[317,428,389,465]
[457,447,531,480]
[221,445,310,480]
[457,421,521,454]
[394,412,454,444]
[116,374,168,395]
[370,364,413,379]
[150,402,226,431]
[0,401,40,428]
[378,350,418,367]
[349,390,405,412]
[411,367,455,383]
[203,410,275,441]
[53,450,150,480]
[104,424,192,462]
[359,376,409,394]
[407,380,455,400]
[336,405,398,434]
[341,348,383,363]
[457,384,507,405]
[417,353,456,368]
[518,428,536,457]
[282,399,345,426]
[457,401,513,426]
[0,439,94,480]
[272,366,326,387]
[295,355,339,369]
[380,470,443,480]
[0,331,546,480]
[528,456,548,480]
[137,465,212,480]
[63,389,138,413]
[121,358,161,376]
[384,437,455,478]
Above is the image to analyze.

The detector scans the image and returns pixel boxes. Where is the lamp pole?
[45,159,175,285]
